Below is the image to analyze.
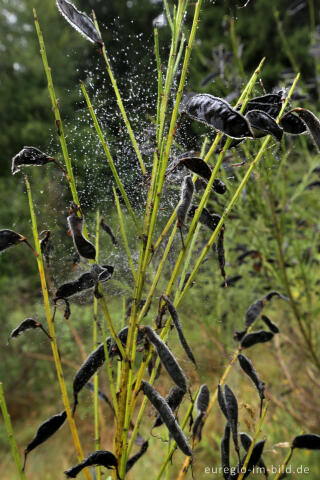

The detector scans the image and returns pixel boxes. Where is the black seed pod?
[40,230,54,266]
[246,110,283,141]
[23,411,66,470]
[293,108,320,151]
[248,94,282,105]
[109,326,144,359]
[192,412,205,442]
[185,94,253,139]
[261,315,279,334]
[162,295,196,366]
[238,354,265,416]
[241,330,274,349]
[179,157,212,182]
[56,0,102,45]
[188,205,221,232]
[152,386,185,429]
[142,326,188,393]
[55,265,113,300]
[196,385,210,413]
[221,423,231,480]
[67,214,96,260]
[292,433,320,450]
[100,218,119,247]
[279,111,307,134]
[126,441,149,473]
[245,299,265,327]
[0,229,37,255]
[240,432,268,477]
[9,318,51,342]
[234,330,246,342]
[246,101,282,119]
[217,384,228,420]
[224,384,240,462]
[141,381,192,456]
[73,340,111,414]
[217,227,227,286]
[177,175,194,227]
[11,146,53,175]
[232,440,266,479]
[64,450,118,478]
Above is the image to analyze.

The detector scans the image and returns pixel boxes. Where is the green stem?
[25,176,91,480]
[92,12,146,175]
[273,449,294,480]
[0,382,27,480]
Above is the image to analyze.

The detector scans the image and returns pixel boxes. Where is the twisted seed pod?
[141,381,192,456]
[231,440,266,479]
[241,330,274,349]
[279,111,307,134]
[177,175,194,227]
[23,411,66,470]
[0,229,37,256]
[246,101,282,119]
[73,339,111,414]
[292,433,320,450]
[142,326,187,392]
[246,110,283,141]
[221,423,231,480]
[162,295,196,366]
[293,108,320,151]
[152,386,185,429]
[64,450,118,478]
[55,265,113,300]
[126,441,149,473]
[238,354,265,416]
[245,291,287,328]
[56,0,102,45]
[185,94,253,139]
[196,384,210,413]
[248,94,282,105]
[8,318,51,342]
[40,230,54,266]
[100,218,119,247]
[224,384,240,462]
[67,214,96,260]
[188,205,221,232]
[11,146,53,175]
[192,412,205,442]
[261,315,279,334]
[240,432,268,478]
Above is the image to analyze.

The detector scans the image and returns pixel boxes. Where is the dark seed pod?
[179,157,212,182]
[241,330,274,349]
[224,385,240,462]
[246,110,283,141]
[8,318,51,342]
[221,423,231,480]
[100,218,119,248]
[246,101,282,119]
[217,384,228,420]
[67,214,96,260]
[234,330,246,342]
[0,229,37,256]
[292,433,320,450]
[162,295,196,366]
[192,412,205,442]
[73,339,111,414]
[196,384,210,414]
[152,386,185,429]
[279,111,307,134]
[40,230,54,266]
[217,227,227,286]
[109,326,144,359]
[185,94,253,139]
[142,326,188,393]
[238,354,265,416]
[240,432,268,477]
[126,441,149,473]
[245,299,265,328]
[147,352,162,380]
[85,382,114,413]
[261,315,279,334]
[55,265,113,300]
[11,146,53,175]
[222,275,242,288]
[23,411,66,470]
[264,291,288,302]
[64,450,118,478]
[177,175,194,227]
[188,205,221,232]
[141,381,192,456]
[231,440,266,479]
[248,93,282,105]
[293,108,320,151]
[56,0,102,45]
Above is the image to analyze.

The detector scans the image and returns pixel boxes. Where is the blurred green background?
[1,0,320,478]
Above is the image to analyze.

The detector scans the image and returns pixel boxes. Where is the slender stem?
[92,12,146,175]
[113,187,137,282]
[273,449,294,480]
[25,177,91,480]
[237,401,269,480]
[0,382,27,480]
[80,82,142,237]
